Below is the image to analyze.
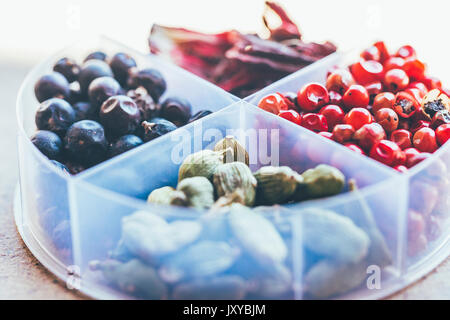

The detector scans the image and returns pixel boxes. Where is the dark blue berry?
[72,101,98,121]
[34,72,70,102]
[141,118,177,142]
[64,161,86,175]
[84,51,107,62]
[67,83,86,104]
[189,110,213,123]
[64,120,108,167]
[30,130,63,160]
[100,95,141,137]
[35,98,76,136]
[127,87,159,120]
[110,52,137,86]
[53,57,80,83]
[78,60,113,94]
[88,76,121,108]
[160,97,192,126]
[50,160,70,174]
[127,68,166,102]
[109,134,143,157]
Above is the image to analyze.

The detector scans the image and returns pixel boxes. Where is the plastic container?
[15,37,449,300]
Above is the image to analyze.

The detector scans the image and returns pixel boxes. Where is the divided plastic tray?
[15,37,450,299]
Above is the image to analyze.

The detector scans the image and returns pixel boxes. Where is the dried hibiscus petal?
[262,1,301,41]
[148,2,337,98]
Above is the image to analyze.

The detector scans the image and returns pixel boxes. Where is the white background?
[0,0,449,79]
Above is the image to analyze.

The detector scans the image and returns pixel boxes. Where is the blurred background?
[1,0,449,64]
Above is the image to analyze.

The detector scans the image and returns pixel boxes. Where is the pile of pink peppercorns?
[258,41,450,172]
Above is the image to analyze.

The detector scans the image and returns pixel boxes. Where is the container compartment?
[243,50,450,288]
[17,132,73,265]
[16,37,239,278]
[405,146,450,270]
[70,101,404,299]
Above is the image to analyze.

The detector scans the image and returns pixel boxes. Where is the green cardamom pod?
[300,208,370,264]
[253,166,303,205]
[211,188,246,210]
[213,162,257,206]
[178,149,226,182]
[147,186,188,207]
[300,164,345,199]
[214,135,249,165]
[177,176,214,209]
[90,259,168,299]
[304,258,368,299]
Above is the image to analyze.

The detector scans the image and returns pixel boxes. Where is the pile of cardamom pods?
[147,136,347,209]
[89,136,392,299]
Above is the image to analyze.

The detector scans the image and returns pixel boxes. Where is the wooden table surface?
[0,62,448,300]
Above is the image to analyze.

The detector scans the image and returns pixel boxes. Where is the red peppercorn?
[300,113,328,132]
[328,91,343,105]
[408,233,428,257]
[404,88,425,104]
[345,143,365,154]
[280,92,297,110]
[372,92,395,113]
[365,81,383,99]
[426,215,443,242]
[413,127,438,153]
[351,60,384,84]
[390,129,412,149]
[383,57,405,72]
[395,45,416,59]
[370,139,402,166]
[392,150,406,166]
[408,82,428,97]
[431,110,450,129]
[394,165,408,173]
[319,104,345,130]
[408,210,426,239]
[278,109,302,125]
[331,124,355,144]
[360,46,381,61]
[397,120,409,131]
[297,83,329,112]
[384,68,409,92]
[326,69,355,95]
[258,93,288,114]
[353,122,386,151]
[318,131,333,139]
[422,75,442,90]
[326,65,340,78]
[436,124,450,146]
[403,58,426,80]
[393,91,420,119]
[344,107,373,130]
[375,108,399,132]
[410,120,431,134]
[342,85,370,109]
[373,41,390,63]
[404,148,420,167]
[405,151,430,168]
